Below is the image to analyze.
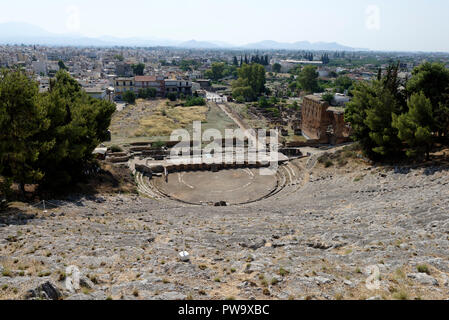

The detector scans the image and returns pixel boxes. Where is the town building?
[134,75,165,97]
[84,87,107,100]
[115,62,133,77]
[164,79,192,95]
[31,60,47,75]
[194,79,212,91]
[113,76,192,99]
[114,77,134,98]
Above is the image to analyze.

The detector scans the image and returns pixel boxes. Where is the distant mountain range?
[0,22,365,51]
[242,40,358,51]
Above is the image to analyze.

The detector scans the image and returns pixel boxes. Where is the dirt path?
[216,102,251,132]
[216,102,267,149]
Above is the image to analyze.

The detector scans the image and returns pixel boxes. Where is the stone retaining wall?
[134,161,270,177]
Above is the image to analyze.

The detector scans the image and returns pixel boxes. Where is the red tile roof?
[134,76,156,82]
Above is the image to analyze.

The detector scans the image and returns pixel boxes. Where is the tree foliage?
[138,88,157,99]
[0,69,49,193]
[232,63,266,102]
[272,63,282,73]
[322,92,334,104]
[334,76,354,93]
[393,92,434,160]
[122,90,136,104]
[131,63,145,76]
[205,62,226,81]
[345,62,449,161]
[298,66,319,93]
[321,53,330,65]
[406,62,449,137]
[184,96,206,107]
[204,62,237,81]
[0,70,116,194]
[58,60,67,70]
[167,92,178,101]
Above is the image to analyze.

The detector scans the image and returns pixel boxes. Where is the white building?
[32,60,47,75]
[84,87,107,100]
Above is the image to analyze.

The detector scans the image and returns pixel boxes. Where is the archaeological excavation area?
[131,150,303,206]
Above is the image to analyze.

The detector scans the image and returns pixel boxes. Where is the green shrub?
[152,140,166,150]
[324,160,334,168]
[184,97,206,107]
[110,145,123,153]
[417,265,430,275]
[123,90,136,104]
[393,290,409,300]
[278,267,289,277]
[167,92,177,101]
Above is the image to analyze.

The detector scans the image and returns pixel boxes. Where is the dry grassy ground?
[109,99,236,145]
[227,103,269,130]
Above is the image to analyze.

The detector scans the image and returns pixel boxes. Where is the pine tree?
[0,70,49,195]
[38,71,116,190]
[345,63,407,160]
[406,62,449,138]
[298,65,319,93]
[393,92,434,160]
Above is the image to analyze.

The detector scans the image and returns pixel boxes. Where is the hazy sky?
[1,0,448,51]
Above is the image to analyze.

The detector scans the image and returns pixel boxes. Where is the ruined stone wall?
[301,96,352,145]
[301,96,331,142]
[327,111,352,145]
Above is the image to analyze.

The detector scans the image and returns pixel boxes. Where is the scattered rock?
[66,293,94,300]
[307,241,332,250]
[80,277,95,289]
[240,239,266,250]
[314,276,332,285]
[366,296,382,300]
[343,280,354,287]
[407,273,439,286]
[25,282,62,300]
[2,160,449,300]
[156,292,186,300]
[95,197,106,204]
[442,275,449,287]
[214,201,228,207]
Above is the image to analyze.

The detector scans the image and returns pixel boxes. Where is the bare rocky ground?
[0,157,448,300]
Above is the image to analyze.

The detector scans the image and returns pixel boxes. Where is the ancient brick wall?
[301,96,331,142]
[301,95,352,145]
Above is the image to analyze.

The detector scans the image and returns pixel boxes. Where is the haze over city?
[0,0,448,52]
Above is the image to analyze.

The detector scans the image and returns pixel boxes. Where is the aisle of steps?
[135,172,165,200]
[255,162,304,202]
[269,162,304,200]
[146,175,171,199]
